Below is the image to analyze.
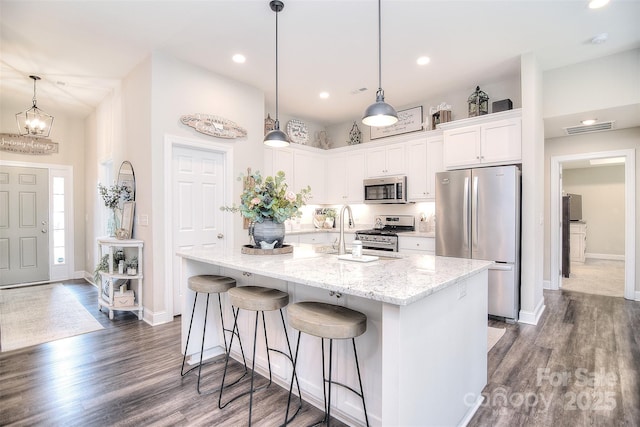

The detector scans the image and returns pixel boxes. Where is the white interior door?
[0,165,49,287]
[172,146,225,315]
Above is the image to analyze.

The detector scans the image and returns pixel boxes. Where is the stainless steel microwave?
[363,176,408,204]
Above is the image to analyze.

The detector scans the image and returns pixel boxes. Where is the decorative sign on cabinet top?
[286,119,309,144]
[370,106,423,140]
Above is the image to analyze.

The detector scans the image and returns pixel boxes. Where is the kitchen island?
[177,244,492,426]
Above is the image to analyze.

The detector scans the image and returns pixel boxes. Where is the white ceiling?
[2,0,639,131]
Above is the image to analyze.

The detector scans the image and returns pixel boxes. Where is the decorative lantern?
[467,86,489,117]
[264,113,275,136]
[16,75,54,138]
[348,121,362,145]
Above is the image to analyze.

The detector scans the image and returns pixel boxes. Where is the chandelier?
[16,75,54,138]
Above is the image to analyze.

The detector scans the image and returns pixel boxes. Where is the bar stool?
[285,301,369,427]
[218,285,302,426]
[180,275,247,394]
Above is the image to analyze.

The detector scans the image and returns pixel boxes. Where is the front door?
[0,165,49,286]
[172,146,225,315]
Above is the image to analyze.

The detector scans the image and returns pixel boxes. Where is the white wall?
[563,165,625,257]
[544,49,640,118]
[542,48,640,295]
[327,75,522,149]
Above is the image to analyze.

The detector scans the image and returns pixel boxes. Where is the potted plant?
[97,182,131,236]
[221,170,310,248]
[126,256,138,275]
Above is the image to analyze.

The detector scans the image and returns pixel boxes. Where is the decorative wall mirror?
[117,161,136,205]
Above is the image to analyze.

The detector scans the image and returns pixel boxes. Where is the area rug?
[0,284,104,352]
[487,326,506,352]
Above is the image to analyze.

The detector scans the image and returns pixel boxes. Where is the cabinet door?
[443,126,481,168]
[406,139,428,201]
[426,136,444,199]
[398,236,435,254]
[345,152,365,203]
[365,147,387,177]
[295,150,326,204]
[326,154,347,204]
[480,118,521,164]
[273,147,294,180]
[385,144,406,175]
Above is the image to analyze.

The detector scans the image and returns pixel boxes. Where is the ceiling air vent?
[563,121,615,136]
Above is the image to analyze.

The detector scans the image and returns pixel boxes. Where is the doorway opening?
[550,150,635,300]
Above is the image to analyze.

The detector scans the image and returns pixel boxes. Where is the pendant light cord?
[275,6,280,123]
[377,0,382,93]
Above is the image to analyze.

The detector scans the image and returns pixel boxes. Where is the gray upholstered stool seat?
[188,275,236,294]
[181,275,247,394]
[288,301,367,339]
[227,285,289,312]
[285,301,369,426]
[219,285,301,425]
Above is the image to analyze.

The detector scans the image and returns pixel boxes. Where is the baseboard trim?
[145,309,173,326]
[636,290,640,301]
[585,253,625,261]
[543,279,551,290]
[458,394,484,427]
[519,297,545,325]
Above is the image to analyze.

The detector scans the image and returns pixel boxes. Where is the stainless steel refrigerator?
[435,165,521,320]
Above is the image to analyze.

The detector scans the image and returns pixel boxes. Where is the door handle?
[217,233,224,239]
[472,176,479,250]
[41,228,48,233]
[463,177,469,248]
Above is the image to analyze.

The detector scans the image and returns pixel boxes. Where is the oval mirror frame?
[117,161,136,206]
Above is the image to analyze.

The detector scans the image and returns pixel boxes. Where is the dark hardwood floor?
[1,280,639,426]
[0,280,345,427]
[470,289,640,426]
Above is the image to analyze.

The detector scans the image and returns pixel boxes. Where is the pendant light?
[362,0,398,127]
[264,0,290,147]
[16,75,54,138]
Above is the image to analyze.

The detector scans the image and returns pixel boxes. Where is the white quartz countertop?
[177,244,491,306]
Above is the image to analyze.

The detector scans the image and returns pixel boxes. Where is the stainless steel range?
[355,215,415,252]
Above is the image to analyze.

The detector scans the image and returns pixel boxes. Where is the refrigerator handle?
[463,176,469,248]
[472,175,479,250]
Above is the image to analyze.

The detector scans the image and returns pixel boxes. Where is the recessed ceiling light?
[590,33,608,44]
[232,54,246,64]
[417,56,431,66]
[581,119,597,125]
[588,0,610,9]
[319,91,330,99]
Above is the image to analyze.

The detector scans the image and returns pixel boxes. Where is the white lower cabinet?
[569,222,587,263]
[398,236,435,254]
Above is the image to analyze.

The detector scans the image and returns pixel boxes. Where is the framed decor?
[370,106,423,140]
[117,201,135,240]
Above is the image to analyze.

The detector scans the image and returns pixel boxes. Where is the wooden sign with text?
[0,134,59,155]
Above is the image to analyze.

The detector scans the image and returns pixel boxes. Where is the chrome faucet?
[338,205,354,255]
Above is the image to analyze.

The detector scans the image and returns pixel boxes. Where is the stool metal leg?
[352,338,370,427]
[327,338,334,427]
[180,292,199,377]
[218,295,248,373]
[195,293,211,393]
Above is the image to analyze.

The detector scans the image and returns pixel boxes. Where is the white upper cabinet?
[405,138,428,201]
[294,150,326,204]
[365,143,406,177]
[426,135,444,200]
[327,151,365,204]
[442,110,521,169]
[264,146,294,178]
